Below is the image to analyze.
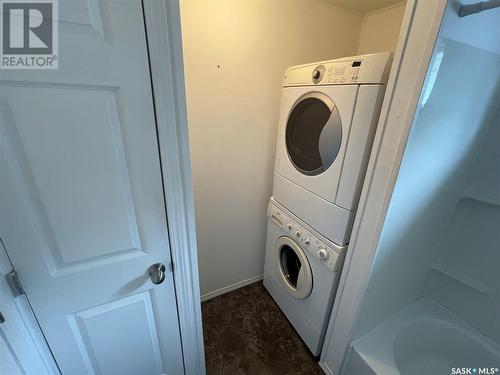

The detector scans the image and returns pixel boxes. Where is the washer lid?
[276,236,313,299]
[285,92,342,176]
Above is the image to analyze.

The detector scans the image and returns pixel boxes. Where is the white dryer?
[263,198,346,356]
[273,53,392,245]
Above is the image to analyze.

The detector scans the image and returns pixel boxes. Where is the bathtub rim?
[348,298,500,375]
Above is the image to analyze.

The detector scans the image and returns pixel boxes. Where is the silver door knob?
[148,263,166,285]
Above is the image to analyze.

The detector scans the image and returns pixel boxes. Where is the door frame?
[318,0,447,374]
[0,241,60,374]
[142,1,205,374]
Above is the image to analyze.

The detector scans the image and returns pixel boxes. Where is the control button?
[295,231,301,238]
[304,238,310,245]
[318,248,329,262]
[312,65,325,83]
[287,224,293,230]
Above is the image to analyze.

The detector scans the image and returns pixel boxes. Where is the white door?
[0,1,185,374]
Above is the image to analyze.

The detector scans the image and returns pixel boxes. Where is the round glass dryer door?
[286,93,342,176]
[275,237,312,299]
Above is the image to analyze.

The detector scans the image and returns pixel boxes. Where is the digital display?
[352,61,362,67]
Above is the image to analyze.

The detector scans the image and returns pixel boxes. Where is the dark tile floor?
[202,281,323,375]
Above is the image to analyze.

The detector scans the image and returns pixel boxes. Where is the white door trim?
[142,1,205,374]
[318,0,447,374]
[0,241,60,375]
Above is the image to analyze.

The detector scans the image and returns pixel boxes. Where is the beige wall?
[180,0,362,297]
[358,2,406,54]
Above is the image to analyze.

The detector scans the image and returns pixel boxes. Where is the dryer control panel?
[283,52,392,87]
[323,60,362,84]
[269,200,346,273]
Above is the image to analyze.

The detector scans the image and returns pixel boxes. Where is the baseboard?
[319,361,333,375]
[201,274,263,302]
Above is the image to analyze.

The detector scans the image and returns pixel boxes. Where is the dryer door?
[276,236,313,299]
[285,92,342,176]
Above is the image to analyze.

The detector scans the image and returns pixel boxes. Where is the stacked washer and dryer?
[263,52,392,356]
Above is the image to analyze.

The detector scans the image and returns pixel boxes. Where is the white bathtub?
[344,299,500,375]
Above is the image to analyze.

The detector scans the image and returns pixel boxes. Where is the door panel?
[3,86,143,271]
[0,1,184,374]
[68,292,163,375]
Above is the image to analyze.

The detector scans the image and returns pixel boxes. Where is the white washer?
[263,198,346,356]
[273,53,392,245]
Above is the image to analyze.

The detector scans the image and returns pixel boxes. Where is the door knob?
[148,263,166,285]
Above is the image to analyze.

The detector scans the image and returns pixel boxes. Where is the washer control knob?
[295,231,301,238]
[288,224,293,230]
[318,248,329,262]
[304,238,310,245]
[312,70,321,80]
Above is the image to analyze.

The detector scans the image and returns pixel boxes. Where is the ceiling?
[317,0,404,14]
